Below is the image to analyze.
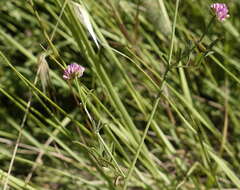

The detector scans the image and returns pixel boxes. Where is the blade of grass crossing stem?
[178,61,193,105]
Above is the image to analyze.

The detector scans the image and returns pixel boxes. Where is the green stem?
[3,75,38,190]
[177,15,216,63]
[97,133,125,177]
[123,95,161,190]
[123,0,180,188]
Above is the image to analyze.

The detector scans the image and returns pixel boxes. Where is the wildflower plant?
[177,3,230,65]
[2,1,240,190]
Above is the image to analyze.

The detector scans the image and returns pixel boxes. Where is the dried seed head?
[37,53,50,93]
[72,2,100,49]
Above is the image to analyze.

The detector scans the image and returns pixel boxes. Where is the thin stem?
[97,133,125,177]
[123,0,180,189]
[123,95,161,190]
[168,0,180,66]
[198,15,216,43]
[177,15,216,63]
[3,75,38,190]
[75,80,95,128]
[220,79,229,155]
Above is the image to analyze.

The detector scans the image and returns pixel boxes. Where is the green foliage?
[0,0,240,189]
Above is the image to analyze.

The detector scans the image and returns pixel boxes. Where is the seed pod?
[37,53,50,94]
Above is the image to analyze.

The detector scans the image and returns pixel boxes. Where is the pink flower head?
[63,63,85,80]
[211,3,229,21]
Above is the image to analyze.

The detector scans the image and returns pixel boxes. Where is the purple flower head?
[63,63,85,80]
[211,3,229,21]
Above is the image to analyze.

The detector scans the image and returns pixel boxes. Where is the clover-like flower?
[211,3,229,21]
[63,63,85,80]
